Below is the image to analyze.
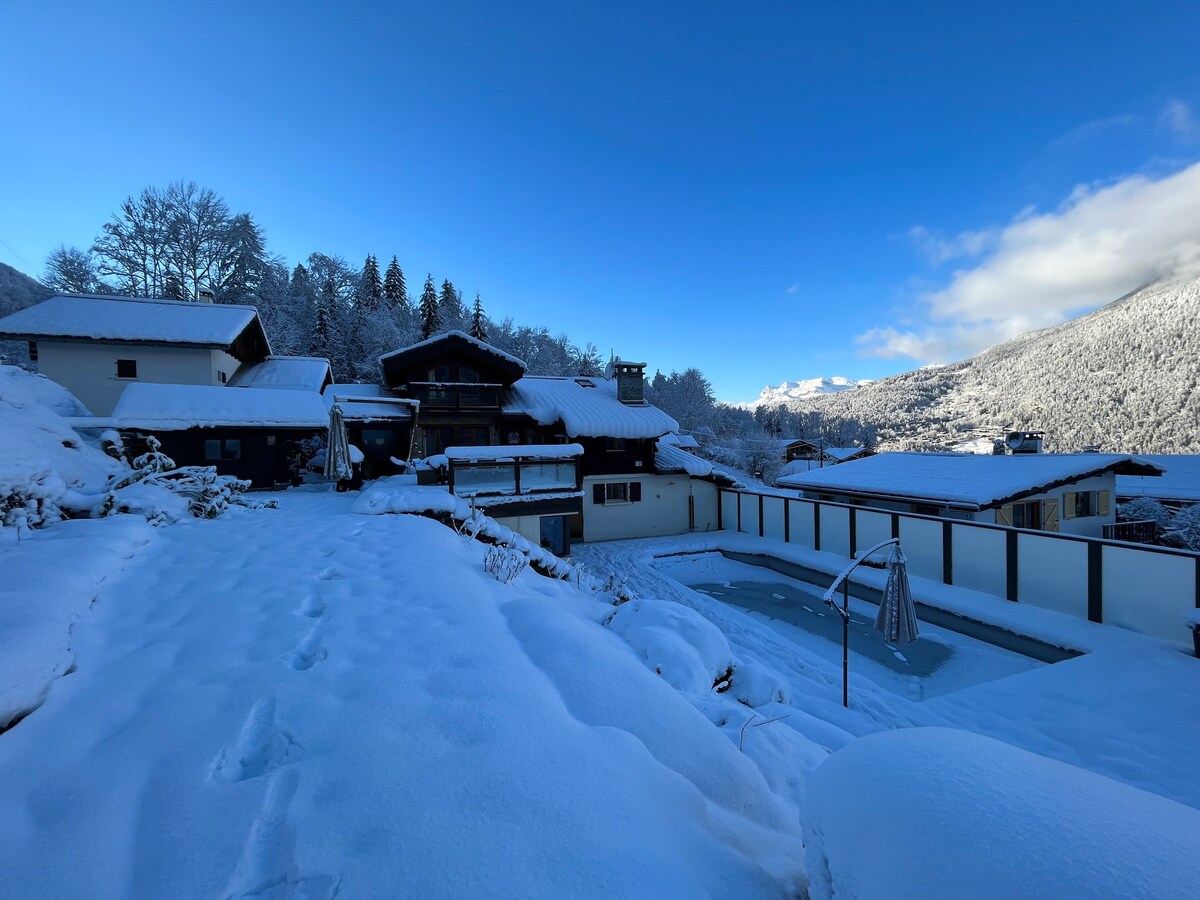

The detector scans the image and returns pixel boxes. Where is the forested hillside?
[0,262,52,367]
[756,274,1200,454]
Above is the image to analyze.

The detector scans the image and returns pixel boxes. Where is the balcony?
[408,382,502,411]
[444,444,584,500]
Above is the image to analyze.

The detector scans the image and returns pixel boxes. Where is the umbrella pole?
[842,579,849,708]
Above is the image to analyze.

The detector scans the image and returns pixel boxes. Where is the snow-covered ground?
[3,385,1199,898]
[0,490,807,898]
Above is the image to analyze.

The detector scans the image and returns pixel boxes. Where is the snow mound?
[803,727,1200,900]
[606,598,736,694]
[0,366,123,529]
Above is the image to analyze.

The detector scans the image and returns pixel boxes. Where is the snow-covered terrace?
[779,451,1163,509]
[503,376,679,439]
[111,383,329,430]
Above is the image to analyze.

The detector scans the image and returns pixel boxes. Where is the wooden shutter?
[1063,492,1076,519]
[592,483,605,505]
[1098,490,1111,516]
[996,505,1013,527]
[630,481,642,502]
[1043,499,1060,532]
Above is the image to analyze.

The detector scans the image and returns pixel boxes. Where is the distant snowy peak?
[741,376,871,409]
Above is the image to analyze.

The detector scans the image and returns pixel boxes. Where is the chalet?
[368,331,723,551]
[782,438,873,469]
[777,451,1163,538]
[1117,455,1200,508]
[110,383,327,488]
[0,293,273,415]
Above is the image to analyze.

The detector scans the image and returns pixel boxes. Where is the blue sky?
[3,1,1200,401]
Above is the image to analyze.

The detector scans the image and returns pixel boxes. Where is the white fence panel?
[897,516,943,583]
[821,505,851,557]
[762,496,786,542]
[951,524,1006,595]
[719,491,737,531]
[738,492,759,535]
[790,499,815,549]
[1018,533,1089,619]
[856,509,892,554]
[1103,547,1195,644]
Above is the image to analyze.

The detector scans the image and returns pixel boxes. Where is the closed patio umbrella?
[324,403,353,482]
[875,544,919,644]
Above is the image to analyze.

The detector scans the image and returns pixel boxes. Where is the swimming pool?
[654,551,1052,700]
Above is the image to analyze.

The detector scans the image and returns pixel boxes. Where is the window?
[592,481,642,504]
[458,366,479,383]
[574,379,596,388]
[1072,491,1096,518]
[116,359,138,379]
[28,341,37,362]
[218,371,227,384]
[1011,501,1042,530]
[429,364,451,382]
[605,438,627,452]
[507,431,522,445]
[205,438,241,461]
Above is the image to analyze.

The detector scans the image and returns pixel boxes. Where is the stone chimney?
[614,360,647,405]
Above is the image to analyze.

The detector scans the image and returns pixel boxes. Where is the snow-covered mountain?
[737,376,871,409]
[759,273,1200,454]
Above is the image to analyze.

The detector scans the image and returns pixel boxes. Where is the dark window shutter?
[630,482,642,502]
[592,483,606,504]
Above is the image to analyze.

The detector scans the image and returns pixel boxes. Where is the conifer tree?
[359,254,383,311]
[469,293,488,341]
[419,274,440,339]
[310,299,332,357]
[383,256,408,310]
[438,279,465,329]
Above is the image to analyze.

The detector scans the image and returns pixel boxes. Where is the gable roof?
[0,294,270,358]
[378,331,527,386]
[777,452,1163,510]
[112,383,328,430]
[503,376,679,439]
[229,356,333,392]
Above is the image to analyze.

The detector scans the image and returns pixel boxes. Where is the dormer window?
[116,359,138,379]
[575,378,596,388]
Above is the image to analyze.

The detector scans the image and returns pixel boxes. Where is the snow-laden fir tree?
[469,293,488,341]
[358,254,383,312]
[384,256,408,310]
[419,274,440,339]
[439,279,465,331]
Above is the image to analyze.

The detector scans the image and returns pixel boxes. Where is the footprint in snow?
[282,624,327,671]
[315,566,342,581]
[210,697,302,784]
[296,595,326,618]
[223,768,340,900]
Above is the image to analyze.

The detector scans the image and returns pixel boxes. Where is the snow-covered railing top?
[331,395,417,422]
[503,376,679,440]
[444,443,584,462]
[377,330,528,371]
[777,451,1165,510]
[0,294,264,349]
[228,356,332,392]
[112,383,329,430]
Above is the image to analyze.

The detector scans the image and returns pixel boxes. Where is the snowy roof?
[660,432,700,450]
[503,376,679,439]
[112,383,329,430]
[654,440,737,485]
[321,384,415,422]
[444,444,584,462]
[777,452,1163,509]
[229,356,332,392]
[0,294,269,354]
[824,446,872,462]
[379,330,527,371]
[1119,455,1200,502]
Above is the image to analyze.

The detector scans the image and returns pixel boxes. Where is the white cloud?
[1047,114,1135,151]
[1160,100,1199,143]
[906,225,998,266]
[861,161,1200,362]
[785,282,800,295]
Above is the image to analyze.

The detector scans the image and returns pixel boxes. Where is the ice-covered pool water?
[656,552,1045,700]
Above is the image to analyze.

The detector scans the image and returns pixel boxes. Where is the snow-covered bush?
[1117,496,1171,534]
[605,599,736,694]
[1164,503,1200,551]
[483,543,529,584]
